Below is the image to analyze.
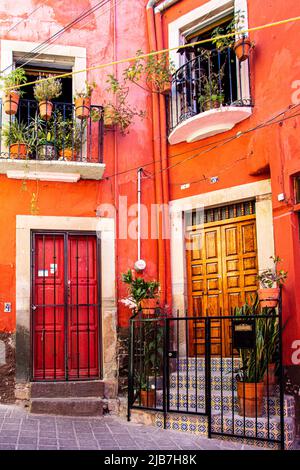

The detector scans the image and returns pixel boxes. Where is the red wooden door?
[32,232,100,381]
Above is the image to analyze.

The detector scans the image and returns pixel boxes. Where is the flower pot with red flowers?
[34,77,62,121]
[74,80,96,119]
[1,68,27,115]
[257,256,287,308]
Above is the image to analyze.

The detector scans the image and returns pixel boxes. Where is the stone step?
[30,380,105,398]
[155,390,294,418]
[177,357,241,373]
[153,411,295,449]
[30,397,104,416]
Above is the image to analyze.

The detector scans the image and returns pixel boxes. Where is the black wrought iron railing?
[128,306,287,449]
[168,47,252,133]
[0,99,104,163]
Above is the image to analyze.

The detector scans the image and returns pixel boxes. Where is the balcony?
[168,47,252,145]
[0,99,105,182]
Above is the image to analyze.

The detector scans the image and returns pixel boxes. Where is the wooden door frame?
[30,230,102,382]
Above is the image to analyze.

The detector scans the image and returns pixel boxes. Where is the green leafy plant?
[121,269,159,310]
[198,64,225,110]
[1,67,27,95]
[233,297,279,383]
[104,75,145,134]
[211,11,246,50]
[124,49,175,93]
[74,80,97,99]
[33,77,62,102]
[54,111,86,152]
[2,120,34,147]
[257,256,288,288]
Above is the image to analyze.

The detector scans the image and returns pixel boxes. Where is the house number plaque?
[232,320,256,349]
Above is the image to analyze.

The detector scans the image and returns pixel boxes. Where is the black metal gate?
[128,305,285,449]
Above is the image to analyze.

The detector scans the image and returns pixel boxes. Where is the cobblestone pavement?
[0,404,260,450]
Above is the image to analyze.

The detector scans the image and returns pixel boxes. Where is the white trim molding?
[15,215,117,382]
[169,180,275,315]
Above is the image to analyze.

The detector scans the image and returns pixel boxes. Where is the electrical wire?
[0,0,111,75]
[3,14,300,92]
[100,103,300,181]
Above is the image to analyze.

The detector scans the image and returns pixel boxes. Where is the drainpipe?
[146,0,182,312]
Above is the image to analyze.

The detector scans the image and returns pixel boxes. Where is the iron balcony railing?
[168,47,252,133]
[0,99,104,163]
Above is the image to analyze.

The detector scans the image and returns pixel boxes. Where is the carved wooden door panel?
[186,212,258,356]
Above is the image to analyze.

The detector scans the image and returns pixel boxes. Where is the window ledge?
[168,106,252,145]
[0,159,106,182]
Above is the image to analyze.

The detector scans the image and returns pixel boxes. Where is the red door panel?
[68,235,99,379]
[33,235,65,380]
[32,233,100,381]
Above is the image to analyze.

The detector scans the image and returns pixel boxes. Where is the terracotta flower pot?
[140,390,155,408]
[202,99,223,112]
[75,97,91,119]
[161,81,172,95]
[234,38,253,62]
[58,148,77,161]
[140,298,160,312]
[9,143,29,160]
[3,91,20,115]
[237,382,264,417]
[258,287,280,308]
[39,100,53,120]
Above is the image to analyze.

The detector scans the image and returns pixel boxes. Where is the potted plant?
[1,67,27,115]
[55,112,86,161]
[74,80,96,120]
[135,372,156,407]
[121,269,160,312]
[2,120,32,159]
[124,49,174,95]
[211,11,254,62]
[198,71,224,112]
[104,75,145,134]
[33,77,62,120]
[263,312,280,393]
[257,256,287,308]
[234,298,268,417]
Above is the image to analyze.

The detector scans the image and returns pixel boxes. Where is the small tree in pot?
[74,80,96,120]
[34,77,62,120]
[121,269,160,312]
[1,67,27,115]
[257,256,287,308]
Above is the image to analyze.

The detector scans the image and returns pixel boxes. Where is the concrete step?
[155,390,294,418]
[30,397,104,416]
[30,380,105,398]
[153,411,295,449]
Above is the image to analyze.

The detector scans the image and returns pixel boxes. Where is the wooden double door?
[186,213,258,356]
[31,232,101,381]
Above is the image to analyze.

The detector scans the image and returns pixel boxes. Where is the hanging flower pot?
[75,97,91,119]
[258,287,280,308]
[237,382,264,417]
[9,143,29,160]
[3,91,20,115]
[234,37,253,62]
[39,100,53,121]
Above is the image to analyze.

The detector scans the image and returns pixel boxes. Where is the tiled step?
[154,411,295,449]
[169,371,280,394]
[30,397,104,416]
[156,390,294,418]
[30,380,105,398]
[177,357,241,373]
